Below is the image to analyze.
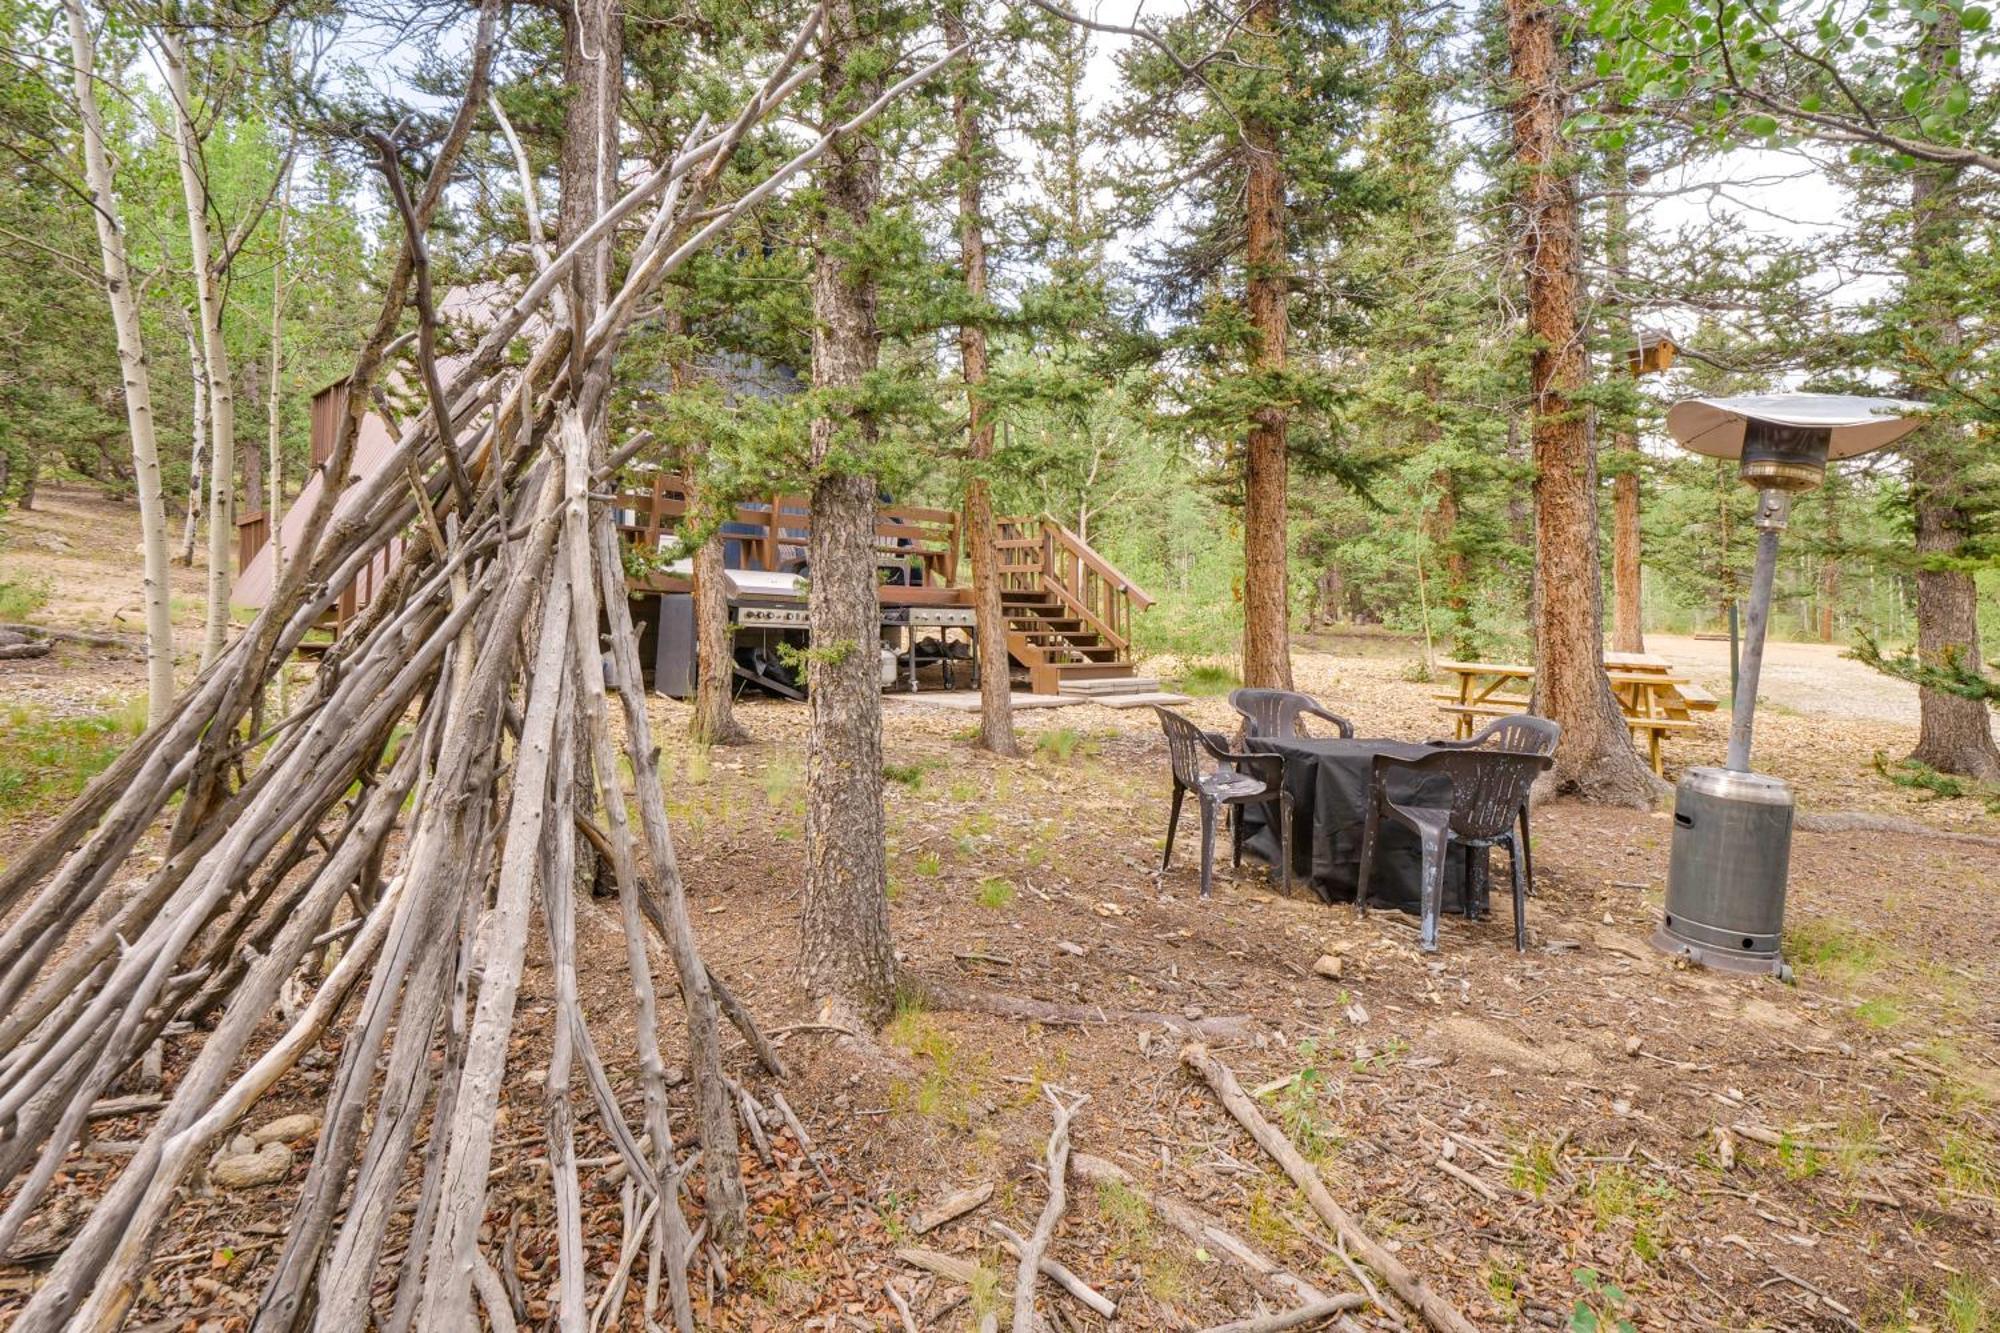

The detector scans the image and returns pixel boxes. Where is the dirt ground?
[2,487,1998,1332]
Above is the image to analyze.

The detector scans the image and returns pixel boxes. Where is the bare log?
[1180,1044,1478,1333]
[987,1220,1115,1319]
[1013,1087,1086,1332]
[1194,1295,1369,1333]
[1070,1153,1327,1308]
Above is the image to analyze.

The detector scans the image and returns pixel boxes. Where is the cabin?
[609,475,1153,697]
[235,334,1154,699]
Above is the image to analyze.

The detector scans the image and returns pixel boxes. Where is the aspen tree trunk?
[1604,142,1645,653]
[1239,0,1293,689]
[1904,13,2000,780]
[799,0,898,1027]
[160,31,236,667]
[1508,0,1658,803]
[265,167,289,595]
[66,0,175,723]
[177,322,206,566]
[944,0,1018,758]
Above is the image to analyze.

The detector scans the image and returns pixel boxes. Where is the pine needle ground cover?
[2,534,1994,1327]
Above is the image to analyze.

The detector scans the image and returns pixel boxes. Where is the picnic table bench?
[1434,657,1717,775]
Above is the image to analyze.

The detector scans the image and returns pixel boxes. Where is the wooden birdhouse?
[1626,329,1678,378]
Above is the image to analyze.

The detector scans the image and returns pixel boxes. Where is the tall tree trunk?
[238,413,263,518]
[1816,476,1840,643]
[1610,443,1643,650]
[688,470,748,745]
[945,0,1018,758]
[799,0,897,1028]
[265,167,289,597]
[1903,15,2000,780]
[1508,0,1657,803]
[1239,0,1292,689]
[177,321,206,567]
[1603,141,1645,653]
[160,31,235,667]
[1426,465,1470,656]
[67,0,175,723]
[556,0,625,873]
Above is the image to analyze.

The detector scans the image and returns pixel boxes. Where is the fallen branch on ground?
[987,1219,1115,1318]
[1013,1086,1086,1332]
[1195,1294,1369,1333]
[1180,1043,1479,1333]
[1070,1153,1327,1308]
[949,988,1254,1041]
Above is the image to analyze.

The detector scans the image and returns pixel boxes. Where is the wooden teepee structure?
[0,7,955,1327]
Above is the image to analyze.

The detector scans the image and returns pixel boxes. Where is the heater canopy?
[1666,393,1925,461]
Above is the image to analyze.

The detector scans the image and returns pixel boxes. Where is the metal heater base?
[1654,766,1795,980]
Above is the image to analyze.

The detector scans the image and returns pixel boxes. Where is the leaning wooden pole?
[0,12,967,1328]
[1181,1044,1478,1333]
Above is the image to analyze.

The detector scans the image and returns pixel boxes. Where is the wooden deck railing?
[995,515,1154,657]
[614,474,962,590]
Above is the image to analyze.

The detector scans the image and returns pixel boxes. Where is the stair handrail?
[1021,519,1151,659]
[1043,520,1153,611]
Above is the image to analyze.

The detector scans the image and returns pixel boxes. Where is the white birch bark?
[265,165,289,594]
[64,0,175,722]
[159,29,236,667]
[177,319,206,566]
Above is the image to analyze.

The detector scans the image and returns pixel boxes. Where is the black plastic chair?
[1228,688,1355,741]
[1153,706,1291,898]
[1357,746,1553,952]
[1429,714,1559,897]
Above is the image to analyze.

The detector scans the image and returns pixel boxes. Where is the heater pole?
[1726,488,1790,772]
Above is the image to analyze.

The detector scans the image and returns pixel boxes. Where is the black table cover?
[1232,735,1475,914]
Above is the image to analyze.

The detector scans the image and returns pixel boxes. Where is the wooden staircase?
[996,517,1154,695]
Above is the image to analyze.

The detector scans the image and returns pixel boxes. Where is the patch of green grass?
[1945,1275,1997,1333]
[1579,1165,1675,1264]
[882,759,929,788]
[884,998,985,1128]
[966,1259,1003,1327]
[1482,1255,1522,1319]
[0,571,50,620]
[0,703,143,817]
[682,744,711,785]
[1171,662,1240,697]
[1032,727,1097,763]
[1777,1131,1824,1180]
[974,876,1014,909]
[914,850,942,877]
[1242,1183,1294,1252]
[1854,995,1904,1028]
[760,754,803,811]
[1093,1178,1191,1303]
[1509,1137,1561,1199]
[1831,1117,1885,1179]
[1097,1179,1150,1234]
[1785,917,1888,982]
[1940,1130,1996,1199]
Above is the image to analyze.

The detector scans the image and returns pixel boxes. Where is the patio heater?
[1652,394,1923,976]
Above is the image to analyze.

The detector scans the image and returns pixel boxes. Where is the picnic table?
[1434,656,1719,775]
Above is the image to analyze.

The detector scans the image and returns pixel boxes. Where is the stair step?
[1060,673,1157,694]
[1054,664,1142,684]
